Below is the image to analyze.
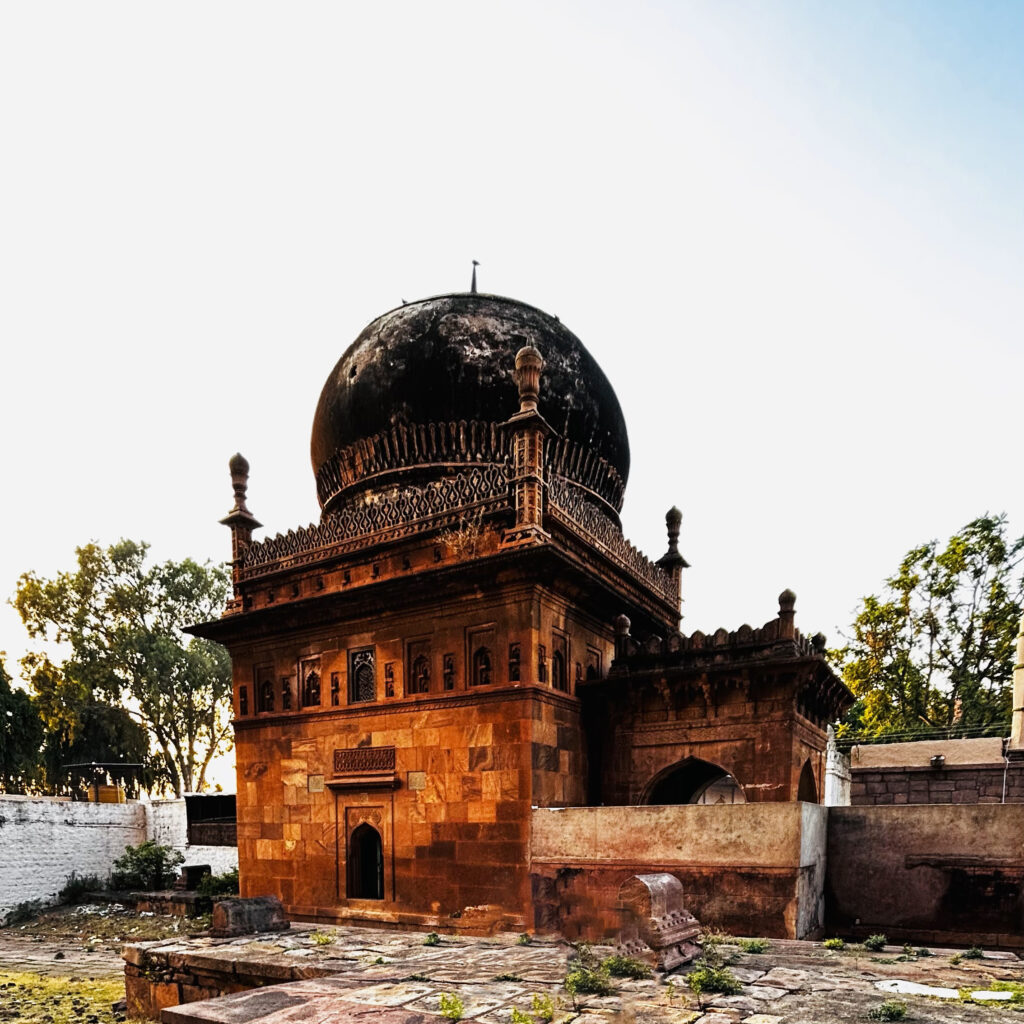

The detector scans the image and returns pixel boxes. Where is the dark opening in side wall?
[348,823,384,900]
[646,758,743,805]
[184,794,237,846]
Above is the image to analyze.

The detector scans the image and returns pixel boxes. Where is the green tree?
[836,514,1023,737]
[14,540,233,795]
[22,652,153,798]
[0,654,44,793]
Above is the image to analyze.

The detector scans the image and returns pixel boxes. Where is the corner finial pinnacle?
[227,453,252,515]
[470,259,479,294]
[513,345,544,413]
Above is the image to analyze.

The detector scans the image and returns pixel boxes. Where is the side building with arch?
[191,291,852,938]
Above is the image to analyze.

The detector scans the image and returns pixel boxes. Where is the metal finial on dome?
[470,260,479,294]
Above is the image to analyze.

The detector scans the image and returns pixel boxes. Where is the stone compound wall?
[826,804,1024,949]
[847,736,1024,806]
[529,802,828,941]
[0,796,146,920]
[0,796,237,922]
[850,763,1024,805]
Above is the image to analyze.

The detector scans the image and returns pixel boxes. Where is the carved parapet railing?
[545,437,625,516]
[314,418,627,518]
[546,476,676,604]
[240,463,510,579]
[620,621,826,659]
[316,420,510,511]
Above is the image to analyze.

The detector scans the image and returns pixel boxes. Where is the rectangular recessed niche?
[407,771,426,791]
[307,774,325,793]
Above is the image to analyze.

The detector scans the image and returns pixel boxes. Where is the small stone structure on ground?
[616,873,701,970]
[210,895,289,937]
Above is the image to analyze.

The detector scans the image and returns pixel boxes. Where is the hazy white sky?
[2,0,1021,688]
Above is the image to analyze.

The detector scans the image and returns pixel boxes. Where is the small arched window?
[551,650,567,692]
[303,670,321,708]
[472,647,492,686]
[259,677,274,713]
[411,654,430,694]
[349,649,375,704]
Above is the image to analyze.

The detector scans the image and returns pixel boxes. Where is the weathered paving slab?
[118,926,1024,1024]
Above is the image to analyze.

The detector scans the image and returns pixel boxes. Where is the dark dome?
[311,293,630,515]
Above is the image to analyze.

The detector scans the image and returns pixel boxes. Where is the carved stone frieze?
[333,746,396,775]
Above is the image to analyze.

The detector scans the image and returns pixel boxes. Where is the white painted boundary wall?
[0,795,237,922]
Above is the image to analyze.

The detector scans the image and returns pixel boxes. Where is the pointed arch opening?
[797,759,818,803]
[645,757,746,805]
[348,823,384,900]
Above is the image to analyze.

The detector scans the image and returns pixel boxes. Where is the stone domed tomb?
[191,288,851,938]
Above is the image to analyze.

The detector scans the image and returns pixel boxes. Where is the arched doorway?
[646,758,746,805]
[797,759,818,803]
[348,823,384,900]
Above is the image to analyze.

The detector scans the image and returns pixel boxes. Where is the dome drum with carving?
[310,294,630,518]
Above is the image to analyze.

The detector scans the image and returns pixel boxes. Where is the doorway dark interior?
[797,759,818,803]
[648,757,733,804]
[348,823,384,899]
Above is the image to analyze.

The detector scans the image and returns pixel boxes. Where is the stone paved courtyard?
[122,924,1024,1024]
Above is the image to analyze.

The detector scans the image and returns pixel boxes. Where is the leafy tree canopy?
[0,654,44,794]
[21,652,153,797]
[835,514,1023,738]
[14,540,232,796]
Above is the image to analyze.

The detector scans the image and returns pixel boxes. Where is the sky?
[1,1,1021,695]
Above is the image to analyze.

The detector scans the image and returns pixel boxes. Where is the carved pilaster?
[502,345,552,545]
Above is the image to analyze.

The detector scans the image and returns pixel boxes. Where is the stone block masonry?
[850,763,1024,806]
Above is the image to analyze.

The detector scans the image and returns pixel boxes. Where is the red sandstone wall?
[595,675,828,805]
[234,685,586,928]
[228,579,604,929]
